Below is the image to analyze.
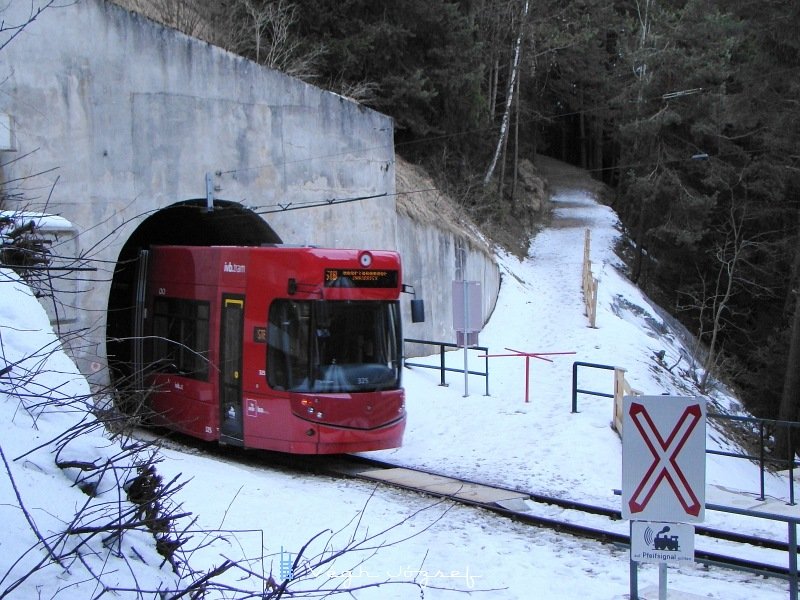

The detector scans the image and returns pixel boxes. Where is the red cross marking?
[628,402,702,517]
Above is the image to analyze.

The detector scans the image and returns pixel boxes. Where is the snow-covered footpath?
[1,186,796,598]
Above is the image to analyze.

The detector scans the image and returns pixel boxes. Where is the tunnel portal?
[105,200,282,385]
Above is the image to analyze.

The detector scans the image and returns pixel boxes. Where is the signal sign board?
[452,280,482,333]
[622,396,706,522]
[630,521,694,564]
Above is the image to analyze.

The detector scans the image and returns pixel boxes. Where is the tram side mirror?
[410,298,425,323]
[403,284,425,323]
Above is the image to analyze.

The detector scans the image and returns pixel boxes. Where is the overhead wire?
[212,60,800,195]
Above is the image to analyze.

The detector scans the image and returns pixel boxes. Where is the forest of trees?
[120,1,798,443]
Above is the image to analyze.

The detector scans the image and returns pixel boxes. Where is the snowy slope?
[1,186,796,599]
[377,188,792,518]
[0,268,180,596]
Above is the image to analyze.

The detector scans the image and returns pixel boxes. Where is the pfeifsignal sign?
[630,521,695,564]
[622,396,706,522]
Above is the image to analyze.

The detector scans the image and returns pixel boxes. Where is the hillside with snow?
[0,266,181,596]
[1,161,795,599]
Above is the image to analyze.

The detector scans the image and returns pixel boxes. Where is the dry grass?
[395,157,493,257]
[395,154,611,258]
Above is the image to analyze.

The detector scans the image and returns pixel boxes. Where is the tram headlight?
[300,398,323,419]
[359,251,373,267]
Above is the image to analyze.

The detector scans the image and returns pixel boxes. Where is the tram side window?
[151,298,210,380]
[267,300,311,391]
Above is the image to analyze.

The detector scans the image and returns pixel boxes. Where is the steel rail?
[148,435,795,582]
[326,455,793,580]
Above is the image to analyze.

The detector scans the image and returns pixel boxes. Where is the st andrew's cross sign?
[622,396,706,522]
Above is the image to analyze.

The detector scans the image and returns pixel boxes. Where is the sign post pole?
[462,279,469,397]
[622,396,706,599]
[629,522,639,600]
[453,280,482,397]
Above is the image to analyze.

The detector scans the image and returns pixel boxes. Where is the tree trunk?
[593,118,604,178]
[483,0,529,186]
[781,291,800,415]
[777,210,800,457]
[579,86,587,169]
[489,58,499,119]
[631,201,646,284]
[511,62,521,203]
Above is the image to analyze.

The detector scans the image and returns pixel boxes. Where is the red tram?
[137,245,420,454]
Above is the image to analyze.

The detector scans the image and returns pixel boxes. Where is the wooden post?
[582,229,599,328]
[613,368,626,435]
[612,368,641,437]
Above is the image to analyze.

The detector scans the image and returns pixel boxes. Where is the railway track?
[313,454,795,582]
[150,433,796,584]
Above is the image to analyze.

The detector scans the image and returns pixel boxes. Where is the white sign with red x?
[622,396,706,522]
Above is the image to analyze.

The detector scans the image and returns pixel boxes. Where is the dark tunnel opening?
[106,200,282,387]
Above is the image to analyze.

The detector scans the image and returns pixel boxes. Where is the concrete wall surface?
[0,0,397,378]
[0,0,499,380]
[398,213,500,353]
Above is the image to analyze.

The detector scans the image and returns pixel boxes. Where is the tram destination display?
[324,268,398,288]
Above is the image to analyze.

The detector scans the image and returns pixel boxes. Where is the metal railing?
[707,413,800,504]
[571,361,618,413]
[573,361,800,504]
[617,489,800,600]
[700,501,797,600]
[403,338,490,396]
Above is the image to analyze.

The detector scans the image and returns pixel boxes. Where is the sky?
[0,185,797,599]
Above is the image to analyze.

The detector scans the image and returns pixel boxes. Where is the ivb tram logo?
[223,261,246,274]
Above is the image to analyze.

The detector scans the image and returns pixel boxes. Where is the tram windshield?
[267,300,401,393]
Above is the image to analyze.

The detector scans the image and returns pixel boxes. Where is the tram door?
[219,296,245,445]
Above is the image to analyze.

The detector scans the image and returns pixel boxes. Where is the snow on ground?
[1,185,797,599]
[0,268,180,596]
[377,190,793,521]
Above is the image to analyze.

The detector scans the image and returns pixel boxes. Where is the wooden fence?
[611,368,641,436]
[582,228,599,328]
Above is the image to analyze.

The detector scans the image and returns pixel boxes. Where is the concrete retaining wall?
[0,0,397,378]
[399,214,500,352]
[0,0,499,376]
